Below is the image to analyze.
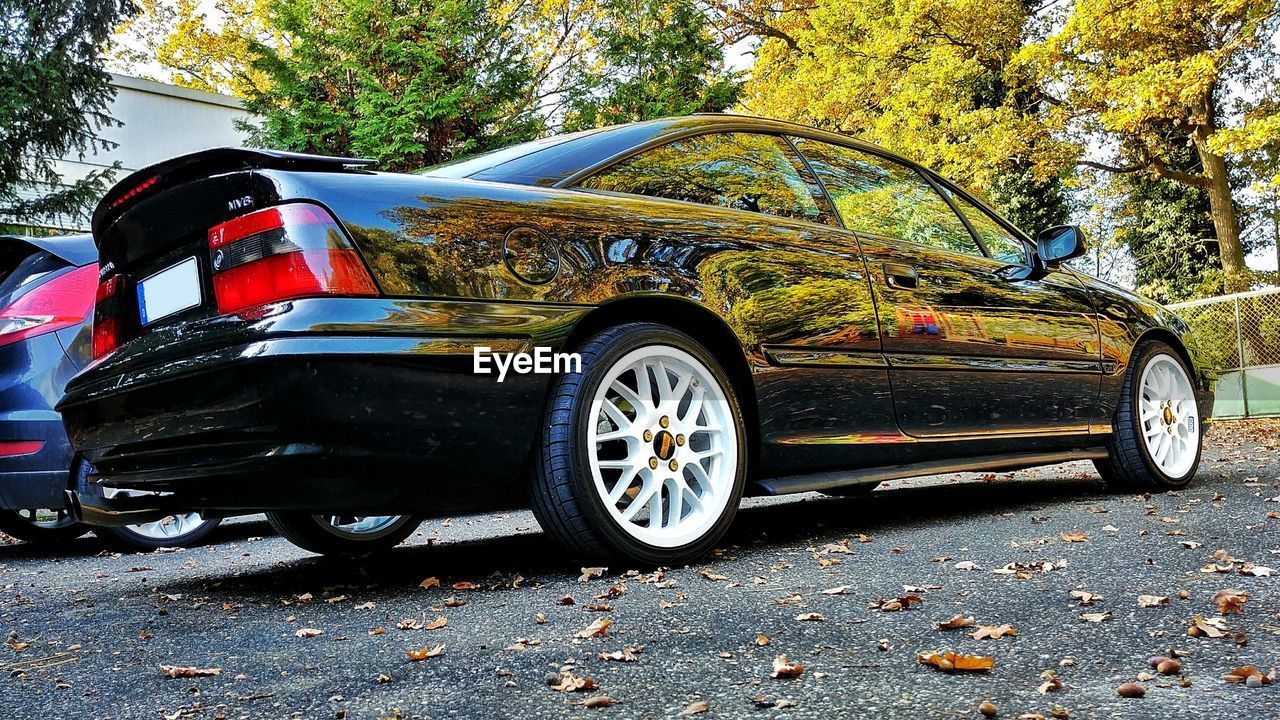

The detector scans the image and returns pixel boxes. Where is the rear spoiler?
[91,148,375,239]
[0,233,97,266]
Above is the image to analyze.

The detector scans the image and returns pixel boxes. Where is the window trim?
[572,130,840,227]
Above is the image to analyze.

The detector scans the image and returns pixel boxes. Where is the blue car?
[0,234,219,550]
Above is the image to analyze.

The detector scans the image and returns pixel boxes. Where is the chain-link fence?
[1168,288,1280,419]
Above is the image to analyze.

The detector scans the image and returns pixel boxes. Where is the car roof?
[0,233,97,266]
[422,114,903,188]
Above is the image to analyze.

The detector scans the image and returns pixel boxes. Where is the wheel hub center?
[653,430,677,461]
[1162,406,1174,425]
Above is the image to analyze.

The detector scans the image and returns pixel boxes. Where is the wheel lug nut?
[669,459,679,471]
[659,416,670,428]
[643,430,653,442]
[649,457,659,470]
[675,434,685,446]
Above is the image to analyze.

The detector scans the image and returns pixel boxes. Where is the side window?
[578,133,836,225]
[936,186,1028,264]
[789,137,982,257]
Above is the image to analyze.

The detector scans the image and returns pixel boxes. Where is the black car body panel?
[59,115,1215,521]
[0,234,96,509]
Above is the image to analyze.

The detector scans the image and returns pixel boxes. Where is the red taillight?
[109,175,159,208]
[0,441,44,457]
[207,203,378,314]
[0,264,97,348]
[92,274,125,359]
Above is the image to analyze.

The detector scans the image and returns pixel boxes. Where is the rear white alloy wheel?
[587,345,739,548]
[313,515,409,540]
[1138,353,1199,478]
[125,513,209,541]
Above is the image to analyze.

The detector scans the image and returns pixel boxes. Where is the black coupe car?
[58,115,1214,563]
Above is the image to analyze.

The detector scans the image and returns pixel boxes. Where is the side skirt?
[755,448,1110,496]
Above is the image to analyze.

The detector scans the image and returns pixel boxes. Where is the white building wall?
[13,74,252,232]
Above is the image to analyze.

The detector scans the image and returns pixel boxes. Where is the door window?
[789,137,982,256]
[578,133,836,225]
[936,186,1028,264]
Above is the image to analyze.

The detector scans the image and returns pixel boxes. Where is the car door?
[789,136,1101,438]
[575,131,898,475]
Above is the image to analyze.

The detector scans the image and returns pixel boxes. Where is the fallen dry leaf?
[700,569,730,582]
[917,651,994,673]
[1239,563,1275,577]
[579,567,607,582]
[681,700,709,715]
[574,696,615,708]
[1069,589,1103,606]
[1188,615,1229,638]
[755,635,770,646]
[424,616,447,630]
[1213,589,1249,615]
[794,612,825,622]
[953,561,981,571]
[597,646,644,662]
[1222,666,1275,685]
[294,628,324,638]
[770,654,805,678]
[442,597,467,608]
[1059,530,1088,542]
[936,614,976,630]
[1079,612,1111,623]
[159,665,221,679]
[969,624,1017,640]
[1037,674,1063,694]
[406,644,444,661]
[550,670,598,692]
[1138,595,1170,608]
[451,581,479,591]
[821,585,852,595]
[575,618,612,639]
[419,577,440,589]
[868,594,923,612]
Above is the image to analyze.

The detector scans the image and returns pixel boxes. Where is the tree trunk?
[1194,144,1247,292]
[1192,92,1248,294]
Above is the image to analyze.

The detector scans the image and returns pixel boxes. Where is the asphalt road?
[2,420,1278,720]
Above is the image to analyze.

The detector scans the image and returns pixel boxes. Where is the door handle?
[884,263,918,289]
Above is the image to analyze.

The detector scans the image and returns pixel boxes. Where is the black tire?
[0,509,88,544]
[1095,340,1203,490]
[265,512,421,556]
[530,323,748,566]
[73,459,222,551]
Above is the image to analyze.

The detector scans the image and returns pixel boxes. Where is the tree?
[1019,0,1280,292]
[243,0,544,170]
[562,0,740,132]
[111,0,275,98]
[1,0,133,224]
[726,0,1073,232]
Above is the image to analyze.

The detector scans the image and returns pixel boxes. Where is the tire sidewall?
[73,459,220,550]
[1125,342,1203,487]
[563,324,747,565]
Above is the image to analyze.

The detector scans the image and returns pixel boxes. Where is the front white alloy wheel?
[587,345,739,548]
[1138,353,1199,478]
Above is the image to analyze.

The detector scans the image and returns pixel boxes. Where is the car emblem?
[654,430,676,461]
[212,249,225,271]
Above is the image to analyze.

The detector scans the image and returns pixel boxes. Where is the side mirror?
[1035,225,1088,268]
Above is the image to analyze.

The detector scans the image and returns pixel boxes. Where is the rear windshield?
[0,248,67,309]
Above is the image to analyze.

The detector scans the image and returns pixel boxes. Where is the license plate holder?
[136,257,201,326]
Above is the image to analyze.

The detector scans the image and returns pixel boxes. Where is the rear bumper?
[59,297,589,517]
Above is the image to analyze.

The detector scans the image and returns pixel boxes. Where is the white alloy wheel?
[126,513,210,540]
[313,515,409,540]
[586,345,739,548]
[1138,353,1199,478]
